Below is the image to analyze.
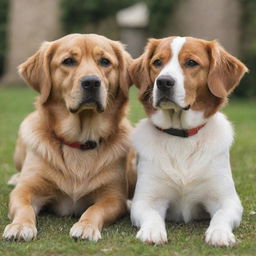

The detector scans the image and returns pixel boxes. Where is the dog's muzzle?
[70,75,104,113]
[155,75,175,108]
[155,75,190,111]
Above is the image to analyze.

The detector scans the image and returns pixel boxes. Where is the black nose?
[156,75,175,90]
[80,75,101,89]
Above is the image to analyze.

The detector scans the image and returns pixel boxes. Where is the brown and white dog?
[3,34,134,242]
[129,36,248,247]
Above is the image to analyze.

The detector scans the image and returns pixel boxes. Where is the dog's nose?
[156,75,176,90]
[80,75,101,89]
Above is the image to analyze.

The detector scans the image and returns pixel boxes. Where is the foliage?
[0,0,9,76]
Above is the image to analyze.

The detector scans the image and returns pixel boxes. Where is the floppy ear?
[129,38,160,101]
[18,41,54,104]
[111,41,133,98]
[207,41,248,98]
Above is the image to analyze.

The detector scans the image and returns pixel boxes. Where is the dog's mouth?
[156,97,190,111]
[69,98,104,114]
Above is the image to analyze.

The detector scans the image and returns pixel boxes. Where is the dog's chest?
[55,147,118,201]
[56,173,91,202]
[153,148,211,222]
[134,120,213,186]
[56,150,101,200]
[156,139,209,186]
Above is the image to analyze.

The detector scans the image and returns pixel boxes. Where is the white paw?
[70,221,102,242]
[136,225,167,245]
[3,223,37,241]
[205,227,236,247]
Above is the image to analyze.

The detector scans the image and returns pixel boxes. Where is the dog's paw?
[136,225,167,245]
[205,227,236,247]
[3,223,37,241]
[70,221,102,242]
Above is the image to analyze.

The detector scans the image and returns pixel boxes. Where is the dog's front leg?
[205,196,243,247]
[70,188,127,242]
[131,199,169,245]
[131,170,170,245]
[3,184,39,241]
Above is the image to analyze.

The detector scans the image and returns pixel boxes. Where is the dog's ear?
[18,41,55,104]
[129,38,160,101]
[111,41,133,98]
[207,41,248,98]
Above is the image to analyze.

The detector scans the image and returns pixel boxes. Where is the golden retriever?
[3,33,134,242]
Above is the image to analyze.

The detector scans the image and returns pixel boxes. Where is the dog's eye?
[99,58,111,67]
[152,59,162,67]
[62,57,76,66]
[185,59,199,67]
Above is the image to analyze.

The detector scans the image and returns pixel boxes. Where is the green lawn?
[0,87,255,256]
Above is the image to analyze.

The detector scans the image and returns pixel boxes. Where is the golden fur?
[3,34,135,242]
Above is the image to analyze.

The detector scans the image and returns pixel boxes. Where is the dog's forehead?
[55,33,114,53]
[154,37,174,55]
[181,37,209,57]
[152,37,185,59]
[155,37,209,60]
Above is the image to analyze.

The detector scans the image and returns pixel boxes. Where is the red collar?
[58,137,102,150]
[155,123,206,138]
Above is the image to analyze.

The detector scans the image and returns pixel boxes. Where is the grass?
[0,87,255,256]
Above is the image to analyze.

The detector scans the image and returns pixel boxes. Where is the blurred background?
[0,0,255,98]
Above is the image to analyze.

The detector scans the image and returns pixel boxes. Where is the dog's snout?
[81,75,101,89]
[156,75,175,90]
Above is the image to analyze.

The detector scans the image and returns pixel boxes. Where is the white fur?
[153,37,186,108]
[151,108,206,130]
[131,112,243,247]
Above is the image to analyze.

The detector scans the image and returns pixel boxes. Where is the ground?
[0,87,255,256]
